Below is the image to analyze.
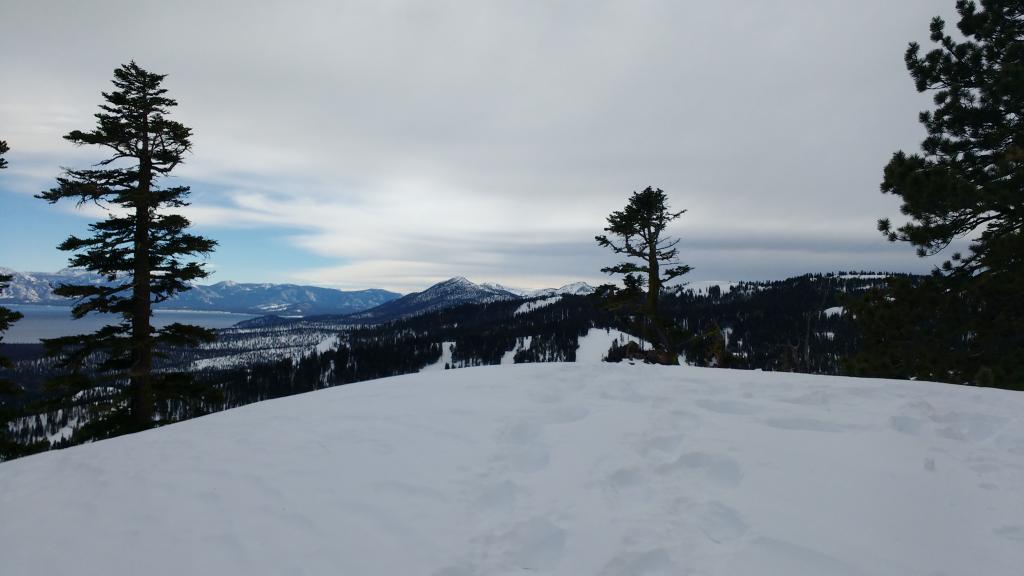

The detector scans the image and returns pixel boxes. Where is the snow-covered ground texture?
[2,364,1022,576]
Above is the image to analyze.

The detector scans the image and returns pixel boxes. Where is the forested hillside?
[1,272,908,456]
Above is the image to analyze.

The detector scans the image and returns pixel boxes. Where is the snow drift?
[1,364,1022,575]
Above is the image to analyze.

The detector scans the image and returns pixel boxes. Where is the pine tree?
[37,62,218,433]
[0,276,21,396]
[861,1,1024,386]
[595,187,691,364]
[0,139,23,394]
[0,141,37,459]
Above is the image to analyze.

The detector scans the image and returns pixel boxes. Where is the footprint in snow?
[656,451,743,487]
[994,525,1024,541]
[501,444,551,474]
[637,433,685,456]
[695,500,749,544]
[498,517,567,571]
[494,419,542,444]
[472,480,523,510]
[727,537,866,576]
[695,398,761,415]
[890,415,924,435]
[932,411,1006,443]
[762,416,847,433]
[606,467,645,492]
[542,404,591,424]
[598,548,677,576]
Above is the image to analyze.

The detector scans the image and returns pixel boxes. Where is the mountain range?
[0,268,596,320]
[0,268,399,316]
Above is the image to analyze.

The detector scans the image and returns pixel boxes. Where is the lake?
[1,305,257,343]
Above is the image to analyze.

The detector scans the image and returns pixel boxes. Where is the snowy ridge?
[678,280,739,296]
[1,364,1020,575]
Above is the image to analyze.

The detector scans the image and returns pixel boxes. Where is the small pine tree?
[0,139,9,170]
[862,1,1024,386]
[596,187,691,364]
[37,62,218,434]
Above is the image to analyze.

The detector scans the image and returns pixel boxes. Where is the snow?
[1,364,1023,576]
[575,327,649,362]
[680,280,739,296]
[312,333,340,356]
[514,295,562,315]
[838,273,890,279]
[421,341,455,371]
[530,282,596,297]
[480,282,531,297]
[482,282,596,298]
[823,306,845,317]
[501,336,533,365]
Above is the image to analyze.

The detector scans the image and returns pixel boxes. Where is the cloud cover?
[0,0,956,291]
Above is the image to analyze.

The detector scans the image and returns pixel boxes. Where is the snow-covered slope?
[1,364,1022,576]
[575,327,649,362]
[514,295,562,315]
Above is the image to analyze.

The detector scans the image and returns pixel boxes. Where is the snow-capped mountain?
[479,282,532,297]
[350,277,598,322]
[480,281,596,298]
[530,281,595,297]
[0,268,109,304]
[351,276,520,321]
[167,281,398,316]
[0,268,399,316]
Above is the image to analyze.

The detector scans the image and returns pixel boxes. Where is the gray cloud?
[0,0,957,290]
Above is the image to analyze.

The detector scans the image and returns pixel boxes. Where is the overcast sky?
[0,1,959,292]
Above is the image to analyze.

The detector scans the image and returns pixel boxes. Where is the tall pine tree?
[0,138,23,392]
[0,140,38,459]
[37,62,218,433]
[596,187,691,364]
[854,1,1024,387]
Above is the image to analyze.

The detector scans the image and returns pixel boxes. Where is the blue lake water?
[1,305,257,343]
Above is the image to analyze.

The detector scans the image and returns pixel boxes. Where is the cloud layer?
[0,1,954,291]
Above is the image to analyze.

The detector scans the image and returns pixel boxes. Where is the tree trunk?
[130,110,154,430]
[646,226,677,365]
